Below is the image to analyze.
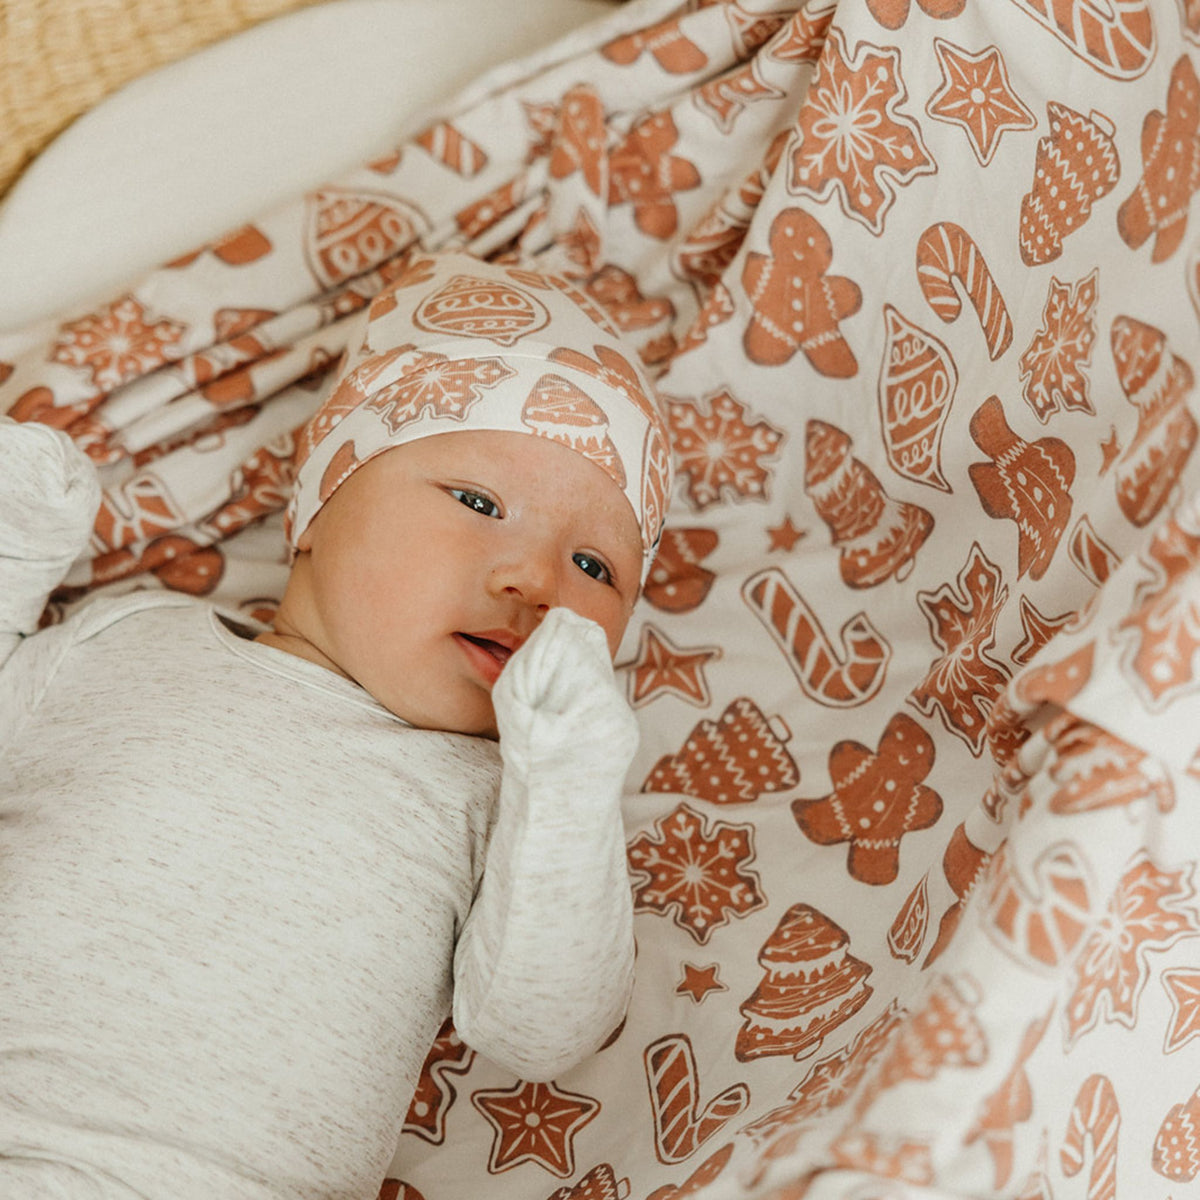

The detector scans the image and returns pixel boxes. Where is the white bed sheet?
[0,0,613,332]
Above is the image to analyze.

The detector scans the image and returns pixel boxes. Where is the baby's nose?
[488,551,558,611]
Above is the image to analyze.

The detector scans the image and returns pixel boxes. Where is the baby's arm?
[452,607,638,1081]
[0,417,100,668]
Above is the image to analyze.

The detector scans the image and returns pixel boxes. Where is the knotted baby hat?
[287,252,673,582]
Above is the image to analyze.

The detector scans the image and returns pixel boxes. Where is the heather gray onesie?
[0,418,637,1199]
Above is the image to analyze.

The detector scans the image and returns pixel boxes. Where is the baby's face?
[287,429,643,737]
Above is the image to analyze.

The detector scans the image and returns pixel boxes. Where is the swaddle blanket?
[2,1,1199,1197]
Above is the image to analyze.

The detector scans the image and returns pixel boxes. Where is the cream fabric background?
[0,0,615,328]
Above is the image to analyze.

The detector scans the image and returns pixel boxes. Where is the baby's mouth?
[455,629,525,685]
[458,633,514,666]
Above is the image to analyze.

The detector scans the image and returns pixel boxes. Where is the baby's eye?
[450,489,501,518]
[572,552,612,584]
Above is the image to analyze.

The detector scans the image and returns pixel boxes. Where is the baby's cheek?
[598,602,634,660]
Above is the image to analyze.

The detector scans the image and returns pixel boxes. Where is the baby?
[0,253,672,1199]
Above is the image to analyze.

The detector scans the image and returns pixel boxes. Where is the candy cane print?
[415,121,488,177]
[1061,1074,1120,1200]
[742,567,891,707]
[643,1034,750,1164]
[916,222,1013,360]
[1006,0,1154,80]
[984,842,1092,968]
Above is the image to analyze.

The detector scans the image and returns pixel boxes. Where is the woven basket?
[0,0,321,198]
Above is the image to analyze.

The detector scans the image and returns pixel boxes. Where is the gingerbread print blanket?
[2,1,1200,1196]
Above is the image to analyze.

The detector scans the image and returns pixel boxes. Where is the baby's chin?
[453,712,500,741]
[379,690,500,741]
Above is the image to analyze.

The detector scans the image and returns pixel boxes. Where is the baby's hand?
[0,416,100,562]
[492,607,638,771]
[0,417,102,658]
[453,605,639,1077]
